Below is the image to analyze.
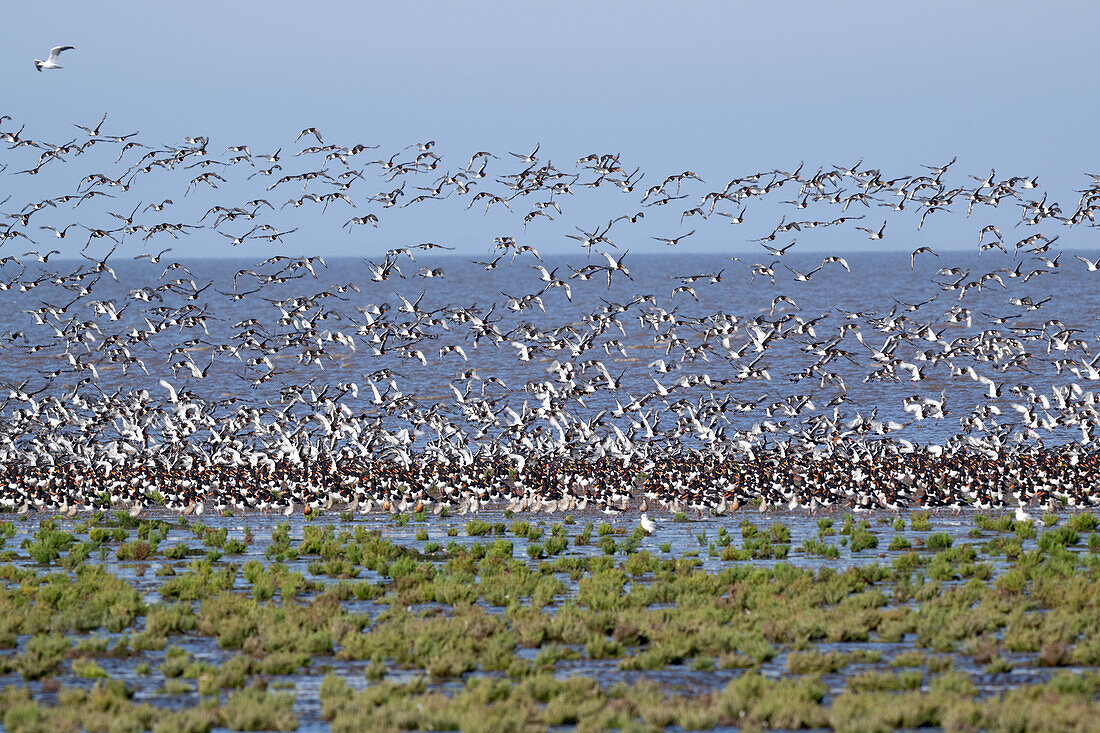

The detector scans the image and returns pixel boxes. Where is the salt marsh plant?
[0,509,1097,730]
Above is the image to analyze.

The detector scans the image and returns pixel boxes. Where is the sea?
[0,249,1095,453]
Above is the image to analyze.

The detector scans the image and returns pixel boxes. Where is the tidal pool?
[0,505,1098,731]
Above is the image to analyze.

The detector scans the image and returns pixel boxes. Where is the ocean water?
[0,248,1095,454]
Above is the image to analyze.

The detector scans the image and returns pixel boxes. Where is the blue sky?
[3,1,1098,256]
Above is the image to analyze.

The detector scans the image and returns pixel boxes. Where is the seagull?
[35,46,75,72]
[1074,255,1100,272]
[639,513,657,534]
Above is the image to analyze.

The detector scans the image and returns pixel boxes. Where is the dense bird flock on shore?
[1,114,1099,517]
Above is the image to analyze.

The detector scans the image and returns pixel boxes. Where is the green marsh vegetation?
[0,508,1096,730]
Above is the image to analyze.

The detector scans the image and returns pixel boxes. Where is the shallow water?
[1,506,1096,730]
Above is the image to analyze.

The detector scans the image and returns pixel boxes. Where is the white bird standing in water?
[639,513,657,534]
[35,46,75,71]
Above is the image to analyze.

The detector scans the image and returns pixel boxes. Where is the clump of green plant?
[975,514,1015,533]
[71,658,109,679]
[266,521,299,562]
[161,543,191,560]
[203,527,228,548]
[219,685,299,731]
[146,602,198,636]
[599,536,616,555]
[799,538,839,558]
[24,520,76,565]
[543,534,568,556]
[849,527,878,552]
[1038,526,1079,553]
[926,532,953,550]
[14,634,71,680]
[889,535,912,551]
[1068,513,1099,533]
[117,539,153,561]
[910,511,931,531]
[466,519,491,536]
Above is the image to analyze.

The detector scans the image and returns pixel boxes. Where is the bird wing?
[158,379,178,403]
[49,46,75,62]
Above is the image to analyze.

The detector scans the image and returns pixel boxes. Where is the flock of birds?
[0,107,1099,519]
